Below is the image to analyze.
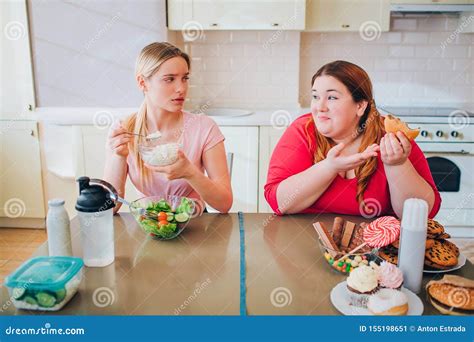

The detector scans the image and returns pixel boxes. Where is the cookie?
[437,232,451,240]
[425,239,435,250]
[440,239,460,257]
[425,240,458,267]
[392,239,400,249]
[424,258,452,270]
[427,219,445,236]
[379,249,398,265]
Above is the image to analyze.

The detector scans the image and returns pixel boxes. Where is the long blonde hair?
[123,42,190,186]
[304,60,385,210]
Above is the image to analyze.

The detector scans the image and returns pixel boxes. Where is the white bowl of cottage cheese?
[139,139,181,166]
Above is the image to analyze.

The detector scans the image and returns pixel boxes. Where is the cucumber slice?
[175,212,189,223]
[55,288,67,303]
[36,292,56,308]
[12,287,26,300]
[166,212,174,222]
[23,295,37,305]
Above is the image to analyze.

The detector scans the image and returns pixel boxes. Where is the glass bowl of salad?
[130,195,196,240]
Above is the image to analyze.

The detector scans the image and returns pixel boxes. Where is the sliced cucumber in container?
[24,295,37,305]
[36,292,56,308]
[55,288,67,303]
[175,212,189,223]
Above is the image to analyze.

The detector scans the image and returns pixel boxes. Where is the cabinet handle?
[28,104,33,111]
[341,24,350,28]
[272,23,280,27]
[30,130,35,137]
[211,23,218,27]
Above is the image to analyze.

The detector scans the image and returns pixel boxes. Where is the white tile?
[401,59,427,71]
[449,85,474,102]
[230,31,259,43]
[453,59,473,72]
[417,17,448,32]
[399,84,426,97]
[382,32,402,44]
[374,59,400,71]
[219,44,243,57]
[230,57,258,72]
[427,58,454,71]
[386,71,413,83]
[244,44,272,58]
[442,46,470,58]
[403,32,429,44]
[361,45,389,58]
[415,45,442,58]
[203,57,231,71]
[392,18,417,31]
[414,71,440,84]
[441,72,471,86]
[389,46,414,58]
[201,31,232,44]
[271,44,299,57]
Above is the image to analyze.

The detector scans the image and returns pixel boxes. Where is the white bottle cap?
[48,198,65,207]
[401,198,428,232]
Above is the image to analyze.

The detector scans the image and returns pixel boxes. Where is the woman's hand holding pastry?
[380,132,411,166]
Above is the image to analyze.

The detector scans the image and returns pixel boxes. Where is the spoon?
[126,131,162,141]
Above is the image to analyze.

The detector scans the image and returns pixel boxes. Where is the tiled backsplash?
[300,15,473,109]
[177,31,301,110]
[180,15,473,112]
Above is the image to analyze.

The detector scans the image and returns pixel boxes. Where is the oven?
[380,107,474,237]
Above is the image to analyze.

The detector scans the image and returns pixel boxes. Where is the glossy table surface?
[1,213,472,315]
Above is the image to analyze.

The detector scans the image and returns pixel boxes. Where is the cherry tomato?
[158,212,167,221]
[159,220,168,226]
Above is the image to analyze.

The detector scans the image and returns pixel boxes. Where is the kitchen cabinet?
[0,0,35,118]
[0,121,45,220]
[168,0,306,30]
[305,0,390,32]
[211,126,259,213]
[258,127,285,213]
[76,126,142,211]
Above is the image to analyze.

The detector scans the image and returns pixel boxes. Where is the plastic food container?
[4,256,83,311]
[138,139,181,166]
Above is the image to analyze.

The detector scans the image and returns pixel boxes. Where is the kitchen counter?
[1,213,472,315]
[34,107,305,127]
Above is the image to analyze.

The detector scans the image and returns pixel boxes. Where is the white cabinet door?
[77,126,142,211]
[0,0,35,117]
[0,121,45,218]
[258,126,285,213]
[216,126,259,212]
[391,1,472,4]
[168,0,305,30]
[306,0,390,32]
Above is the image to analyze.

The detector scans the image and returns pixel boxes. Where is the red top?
[264,114,441,218]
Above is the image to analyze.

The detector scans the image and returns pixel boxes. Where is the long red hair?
[304,60,385,210]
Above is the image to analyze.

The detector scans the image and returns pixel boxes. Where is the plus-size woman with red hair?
[264,60,441,218]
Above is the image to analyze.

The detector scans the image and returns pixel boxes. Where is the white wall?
[29,0,169,107]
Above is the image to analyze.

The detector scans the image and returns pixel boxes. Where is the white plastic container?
[4,256,83,311]
[398,198,428,293]
[77,209,115,267]
[46,199,72,256]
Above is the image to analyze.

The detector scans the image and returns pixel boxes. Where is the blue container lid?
[5,256,83,291]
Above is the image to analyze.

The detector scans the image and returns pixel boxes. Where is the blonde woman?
[104,42,232,213]
[265,60,441,218]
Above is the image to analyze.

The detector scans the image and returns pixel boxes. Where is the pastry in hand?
[384,114,420,140]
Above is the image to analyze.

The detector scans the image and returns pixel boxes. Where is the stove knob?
[421,130,428,137]
[436,130,444,137]
[451,131,459,138]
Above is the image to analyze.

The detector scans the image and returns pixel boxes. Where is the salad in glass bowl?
[130,195,197,240]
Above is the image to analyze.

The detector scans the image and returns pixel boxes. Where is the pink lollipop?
[364,216,400,248]
[335,216,400,262]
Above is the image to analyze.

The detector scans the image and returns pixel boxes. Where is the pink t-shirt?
[126,111,225,208]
